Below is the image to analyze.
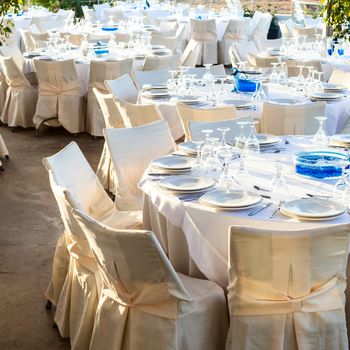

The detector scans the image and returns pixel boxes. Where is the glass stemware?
[244,121,260,155]
[271,159,289,205]
[270,62,280,84]
[202,64,214,84]
[235,121,247,150]
[333,160,349,201]
[313,116,328,146]
[191,140,205,175]
[200,129,213,160]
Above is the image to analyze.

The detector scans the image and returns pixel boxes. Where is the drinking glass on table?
[245,121,260,156]
[200,129,213,161]
[333,160,349,202]
[269,62,280,84]
[202,64,214,84]
[312,116,328,146]
[191,140,205,175]
[271,159,289,204]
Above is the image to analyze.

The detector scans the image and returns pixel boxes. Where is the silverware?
[306,193,331,199]
[270,200,285,218]
[248,202,272,216]
[253,185,269,192]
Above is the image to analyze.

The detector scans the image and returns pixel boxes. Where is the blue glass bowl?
[294,151,348,179]
[234,78,258,93]
[101,27,118,31]
[94,49,109,55]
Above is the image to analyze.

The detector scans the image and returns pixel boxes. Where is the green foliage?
[242,3,277,18]
[0,0,22,45]
[320,0,350,40]
[30,0,58,12]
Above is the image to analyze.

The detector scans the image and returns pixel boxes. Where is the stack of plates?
[159,175,215,193]
[280,198,346,221]
[199,189,262,210]
[151,155,195,173]
[143,84,168,90]
[151,45,166,50]
[322,83,346,92]
[152,49,171,56]
[221,99,253,110]
[171,95,206,106]
[309,92,345,101]
[257,134,281,147]
[178,142,197,156]
[142,89,170,99]
[329,134,350,148]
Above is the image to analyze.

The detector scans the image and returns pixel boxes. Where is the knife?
[248,202,272,216]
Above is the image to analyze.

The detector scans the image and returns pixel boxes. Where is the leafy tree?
[0,0,22,45]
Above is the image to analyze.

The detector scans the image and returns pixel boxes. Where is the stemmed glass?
[200,129,213,160]
[297,65,305,82]
[313,116,328,146]
[244,121,260,155]
[333,160,349,201]
[271,159,289,205]
[251,81,264,111]
[235,121,247,150]
[191,140,205,175]
[202,64,214,84]
[278,62,288,85]
[270,62,280,84]
[215,76,228,105]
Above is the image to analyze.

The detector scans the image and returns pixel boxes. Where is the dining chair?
[132,69,171,90]
[60,32,83,46]
[286,59,323,79]
[0,56,37,128]
[190,19,218,65]
[186,64,226,79]
[42,142,142,346]
[82,6,97,23]
[248,11,272,41]
[180,39,201,68]
[105,74,138,103]
[0,132,9,161]
[233,40,259,62]
[30,31,50,49]
[150,34,178,52]
[33,59,85,135]
[87,59,133,137]
[101,7,125,23]
[93,88,123,194]
[73,208,229,350]
[279,18,297,39]
[293,26,322,38]
[30,16,54,32]
[188,116,252,143]
[218,18,250,65]
[20,29,36,53]
[176,103,237,141]
[113,32,131,43]
[0,72,7,117]
[142,54,179,71]
[0,42,24,72]
[104,120,176,210]
[227,224,350,350]
[229,46,239,67]
[247,54,280,68]
[329,69,350,90]
[260,101,326,136]
[93,2,110,20]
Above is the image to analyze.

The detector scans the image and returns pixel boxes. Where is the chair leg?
[35,117,59,137]
[0,165,4,171]
[11,127,16,133]
[5,155,9,160]
[45,300,52,310]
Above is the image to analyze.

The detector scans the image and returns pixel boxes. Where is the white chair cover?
[226,224,350,350]
[87,59,133,137]
[218,18,250,65]
[143,54,179,71]
[293,26,322,38]
[329,69,350,90]
[104,120,176,210]
[30,31,50,49]
[186,64,226,79]
[33,59,85,134]
[73,209,229,350]
[101,7,124,23]
[105,74,138,103]
[176,103,237,140]
[250,14,273,50]
[0,56,37,128]
[82,7,97,23]
[132,69,171,90]
[93,3,110,20]
[0,43,24,72]
[280,18,297,38]
[61,32,83,46]
[150,34,178,51]
[0,72,8,118]
[0,133,9,158]
[30,16,54,32]
[260,101,326,136]
[233,40,259,62]
[180,39,201,68]
[188,116,252,142]
[20,29,36,53]
[247,54,280,68]
[190,19,218,65]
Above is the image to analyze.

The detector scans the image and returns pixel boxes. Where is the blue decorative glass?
[234,78,258,93]
[102,27,118,31]
[327,48,333,56]
[338,48,345,56]
[294,151,349,179]
[94,48,109,55]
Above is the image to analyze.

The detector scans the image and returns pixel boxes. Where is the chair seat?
[102,209,143,230]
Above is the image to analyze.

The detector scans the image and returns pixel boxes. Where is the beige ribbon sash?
[39,81,80,97]
[67,239,98,274]
[229,274,345,316]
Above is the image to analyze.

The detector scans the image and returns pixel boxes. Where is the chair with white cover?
[190,19,218,65]
[232,40,259,63]
[176,103,237,140]
[293,26,322,38]
[20,29,36,52]
[150,34,178,52]
[101,7,124,23]
[247,54,280,68]
[186,64,226,79]
[93,3,110,21]
[250,14,273,50]
[33,59,85,134]
[30,31,50,49]
[105,74,138,103]
[180,39,201,68]
[104,120,176,210]
[260,101,326,136]
[132,69,171,90]
[142,54,179,71]
[94,88,124,194]
[218,18,250,65]
[0,56,37,128]
[279,18,297,39]
[30,16,54,32]
[61,32,83,46]
[115,97,162,128]
[43,142,142,347]
[226,224,350,350]
[87,59,133,137]
[0,42,24,72]
[0,133,9,161]
[329,69,350,90]
[188,116,252,142]
[82,6,97,23]
[73,208,229,350]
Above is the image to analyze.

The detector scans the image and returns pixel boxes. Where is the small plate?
[172,95,204,104]
[199,189,262,209]
[221,99,253,109]
[142,91,170,98]
[281,198,346,220]
[151,155,195,170]
[257,134,281,146]
[322,83,346,92]
[159,175,215,192]
[329,134,350,147]
[309,92,344,100]
[269,98,299,105]
[178,141,197,155]
[143,84,168,90]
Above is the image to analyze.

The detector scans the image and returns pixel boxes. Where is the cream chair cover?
[20,29,36,53]
[87,59,133,137]
[0,56,37,128]
[30,16,54,32]
[229,46,239,67]
[188,116,252,142]
[30,31,50,49]
[250,14,272,50]
[279,21,290,39]
[33,59,85,133]
[0,133,9,158]
[82,7,97,23]
[227,224,349,350]
[93,3,110,20]
[180,39,201,68]
[143,54,179,71]
[233,40,259,62]
[132,69,171,90]
[0,43,24,72]
[105,74,138,103]
[176,103,237,140]
[94,89,123,194]
[115,98,162,128]
[190,19,218,65]
[329,69,350,90]
[0,72,8,113]
[114,33,131,43]
[247,54,280,68]
[104,120,176,210]
[43,142,142,308]
[101,8,124,23]
[279,19,297,38]
[218,18,250,65]
[293,26,322,38]
[73,209,229,350]
[150,34,178,51]
[61,32,83,46]
[260,101,326,136]
[187,64,226,79]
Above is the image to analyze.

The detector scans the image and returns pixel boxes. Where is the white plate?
[257,134,281,146]
[221,99,253,109]
[281,198,346,220]
[309,92,344,100]
[159,175,215,192]
[143,84,168,90]
[172,95,203,104]
[142,91,170,98]
[151,155,195,170]
[178,142,197,155]
[322,83,346,92]
[329,134,350,147]
[199,189,262,209]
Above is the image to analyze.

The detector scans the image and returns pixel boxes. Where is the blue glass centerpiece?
[231,67,261,93]
[294,151,349,179]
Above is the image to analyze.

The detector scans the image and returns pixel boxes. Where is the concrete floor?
[0,125,104,350]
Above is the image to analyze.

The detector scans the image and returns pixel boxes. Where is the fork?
[270,200,285,218]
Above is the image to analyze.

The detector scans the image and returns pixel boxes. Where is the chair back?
[30,31,50,49]
[20,29,36,52]
[233,40,259,62]
[101,7,124,23]
[0,56,31,89]
[329,69,350,90]
[104,120,175,210]
[143,54,178,71]
[180,39,201,67]
[150,35,178,51]
[260,101,326,135]
[132,69,171,89]
[93,3,110,20]
[222,18,249,41]
[190,19,217,41]
[0,43,23,71]
[105,74,138,103]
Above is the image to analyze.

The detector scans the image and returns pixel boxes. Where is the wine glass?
[244,121,260,155]
[200,129,213,160]
[333,160,349,202]
[313,116,328,146]
[271,159,289,205]
[202,64,214,84]
[270,62,280,84]
[191,140,205,175]
[235,121,247,150]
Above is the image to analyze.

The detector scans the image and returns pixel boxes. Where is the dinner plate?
[257,134,281,146]
[199,189,262,210]
[151,155,195,170]
[142,91,170,98]
[329,134,350,147]
[221,99,253,109]
[151,45,166,50]
[178,142,197,155]
[322,83,346,92]
[172,95,204,104]
[309,92,344,100]
[159,175,216,192]
[280,198,346,220]
[143,84,168,90]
